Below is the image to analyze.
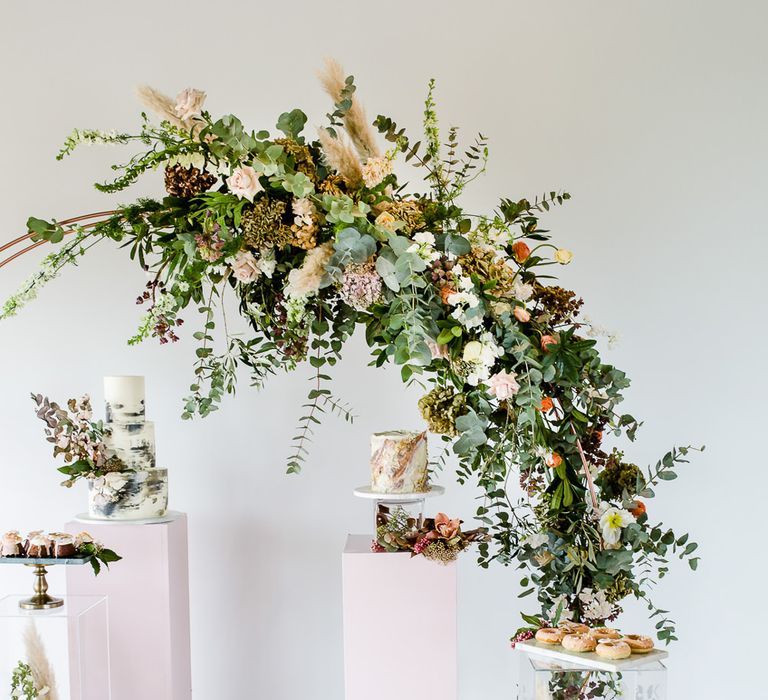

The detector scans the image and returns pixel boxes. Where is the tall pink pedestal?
[342,534,457,700]
[65,512,192,700]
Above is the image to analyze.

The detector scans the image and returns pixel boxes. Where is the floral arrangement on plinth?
[0,60,701,643]
[373,508,488,564]
[10,621,58,699]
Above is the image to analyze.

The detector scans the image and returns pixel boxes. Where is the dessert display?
[370,430,428,493]
[595,639,632,660]
[0,529,121,575]
[90,375,168,520]
[532,624,656,659]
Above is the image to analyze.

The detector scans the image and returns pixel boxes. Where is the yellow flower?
[554,249,573,265]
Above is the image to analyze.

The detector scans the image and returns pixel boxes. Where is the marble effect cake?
[370,430,429,493]
[88,376,168,520]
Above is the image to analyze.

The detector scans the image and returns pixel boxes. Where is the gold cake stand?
[0,555,92,610]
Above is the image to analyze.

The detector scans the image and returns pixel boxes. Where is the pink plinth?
[65,512,192,700]
[342,534,457,700]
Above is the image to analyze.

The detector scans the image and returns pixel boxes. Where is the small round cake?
[0,531,22,557]
[49,533,76,558]
[25,532,52,558]
[370,430,428,493]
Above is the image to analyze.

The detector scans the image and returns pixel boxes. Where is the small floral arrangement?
[1,60,702,643]
[31,393,124,487]
[10,662,43,699]
[374,508,488,564]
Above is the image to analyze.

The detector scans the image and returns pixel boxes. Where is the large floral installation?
[0,61,701,643]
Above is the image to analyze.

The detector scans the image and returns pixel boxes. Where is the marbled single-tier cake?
[89,376,168,520]
[370,430,429,493]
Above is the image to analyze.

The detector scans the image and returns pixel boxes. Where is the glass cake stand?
[353,485,445,534]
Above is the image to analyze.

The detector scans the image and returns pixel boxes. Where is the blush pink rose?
[227,166,263,201]
[487,370,520,400]
[513,306,531,323]
[230,251,261,283]
[174,88,207,121]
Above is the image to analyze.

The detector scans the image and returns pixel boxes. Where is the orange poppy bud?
[545,452,563,469]
[630,500,646,517]
[512,241,531,262]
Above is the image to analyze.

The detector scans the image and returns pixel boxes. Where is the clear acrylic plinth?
[517,652,667,699]
[0,595,110,699]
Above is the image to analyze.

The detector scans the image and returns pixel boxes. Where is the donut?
[595,640,631,660]
[589,627,621,642]
[562,633,597,653]
[622,634,654,654]
[559,621,590,635]
[535,627,565,645]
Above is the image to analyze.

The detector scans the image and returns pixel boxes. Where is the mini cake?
[370,430,428,493]
[0,531,22,556]
[50,532,76,558]
[25,531,52,558]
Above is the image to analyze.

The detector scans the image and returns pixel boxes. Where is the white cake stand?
[73,510,182,526]
[354,485,445,533]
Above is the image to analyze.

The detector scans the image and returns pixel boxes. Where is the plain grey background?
[0,1,765,697]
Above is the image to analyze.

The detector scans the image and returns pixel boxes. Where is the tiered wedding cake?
[370,430,429,493]
[87,376,168,520]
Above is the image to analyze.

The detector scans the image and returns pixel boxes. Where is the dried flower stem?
[0,210,118,255]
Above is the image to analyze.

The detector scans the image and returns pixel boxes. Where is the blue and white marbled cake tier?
[103,420,156,471]
[88,469,169,520]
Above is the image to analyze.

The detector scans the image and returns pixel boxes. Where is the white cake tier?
[87,469,168,520]
[370,430,429,494]
[104,375,146,423]
[104,421,156,471]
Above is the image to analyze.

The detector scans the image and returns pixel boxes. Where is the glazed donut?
[561,633,597,653]
[589,627,621,642]
[535,627,565,645]
[622,634,654,654]
[559,621,590,635]
[595,640,632,660]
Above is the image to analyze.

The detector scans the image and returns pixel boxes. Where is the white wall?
[1,1,765,697]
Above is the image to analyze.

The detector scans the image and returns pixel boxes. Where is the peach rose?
[512,241,531,262]
[375,211,397,232]
[541,334,558,351]
[230,250,261,283]
[513,306,531,323]
[227,166,263,201]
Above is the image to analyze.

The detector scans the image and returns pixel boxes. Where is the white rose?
[463,340,483,362]
[174,88,207,121]
[227,166,263,201]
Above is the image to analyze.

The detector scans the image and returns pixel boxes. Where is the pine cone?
[164,164,217,198]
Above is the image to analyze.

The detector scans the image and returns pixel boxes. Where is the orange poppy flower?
[630,500,646,517]
[540,397,554,412]
[512,241,531,262]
